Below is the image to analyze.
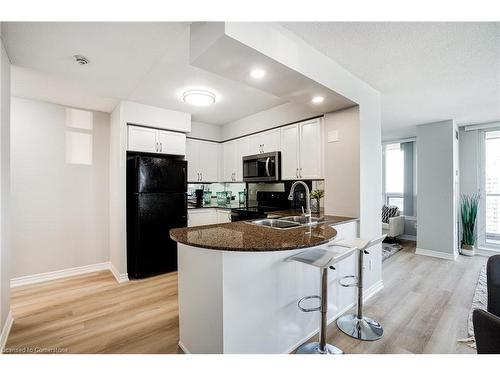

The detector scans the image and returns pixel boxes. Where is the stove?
[230,191,289,222]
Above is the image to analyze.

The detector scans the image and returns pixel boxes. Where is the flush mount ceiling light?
[250,68,266,79]
[182,90,216,106]
[311,96,324,104]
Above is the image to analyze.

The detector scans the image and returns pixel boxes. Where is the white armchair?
[382,215,405,238]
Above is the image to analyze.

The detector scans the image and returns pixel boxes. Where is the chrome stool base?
[336,314,383,341]
[296,342,343,354]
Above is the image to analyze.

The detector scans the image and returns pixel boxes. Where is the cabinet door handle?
[299,168,303,178]
[296,168,299,178]
[160,142,163,152]
[155,142,158,152]
[200,172,203,181]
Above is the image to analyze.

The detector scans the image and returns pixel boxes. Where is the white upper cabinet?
[222,141,236,182]
[198,141,219,182]
[222,137,249,182]
[248,129,281,155]
[127,125,186,155]
[262,129,281,153]
[158,130,186,155]
[186,138,219,182]
[186,139,199,182]
[280,118,323,180]
[280,124,300,180]
[128,126,158,154]
[234,137,250,181]
[299,119,323,179]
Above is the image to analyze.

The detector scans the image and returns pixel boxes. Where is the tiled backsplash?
[187,182,246,201]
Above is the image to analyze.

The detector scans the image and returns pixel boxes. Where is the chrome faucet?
[288,181,311,222]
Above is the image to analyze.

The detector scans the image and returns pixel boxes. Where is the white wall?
[11,97,110,277]
[323,107,360,218]
[0,24,12,335]
[109,103,127,275]
[190,121,222,142]
[416,120,458,259]
[221,102,319,141]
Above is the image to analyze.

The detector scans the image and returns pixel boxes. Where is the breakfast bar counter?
[169,216,361,354]
[169,214,356,252]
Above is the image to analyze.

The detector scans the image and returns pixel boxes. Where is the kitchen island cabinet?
[169,218,377,354]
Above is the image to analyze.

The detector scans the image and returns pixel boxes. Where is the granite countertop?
[170,221,338,252]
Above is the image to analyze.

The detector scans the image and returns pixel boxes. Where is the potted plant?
[310,189,324,214]
[460,193,480,256]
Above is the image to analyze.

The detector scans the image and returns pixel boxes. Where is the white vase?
[461,245,475,257]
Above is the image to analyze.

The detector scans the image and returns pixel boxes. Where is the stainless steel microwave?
[242,151,281,182]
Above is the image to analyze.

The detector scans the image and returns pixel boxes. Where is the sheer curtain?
[401,141,415,217]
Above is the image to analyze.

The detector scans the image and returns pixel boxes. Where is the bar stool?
[333,235,386,341]
[287,245,357,354]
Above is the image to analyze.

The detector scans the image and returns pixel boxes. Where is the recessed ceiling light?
[73,55,89,65]
[312,96,324,104]
[182,90,216,106]
[250,68,266,79]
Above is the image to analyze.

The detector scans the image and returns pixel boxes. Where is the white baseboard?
[476,247,500,257]
[108,262,129,284]
[415,248,457,260]
[285,279,384,354]
[399,234,416,241]
[178,340,191,354]
[0,311,14,354]
[11,262,129,288]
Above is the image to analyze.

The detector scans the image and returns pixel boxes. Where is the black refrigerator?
[126,153,187,279]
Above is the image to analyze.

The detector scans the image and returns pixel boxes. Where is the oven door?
[242,152,280,182]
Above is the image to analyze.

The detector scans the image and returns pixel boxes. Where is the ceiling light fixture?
[73,55,90,65]
[312,96,324,104]
[182,89,216,106]
[250,68,266,79]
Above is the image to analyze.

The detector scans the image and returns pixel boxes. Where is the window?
[384,143,404,212]
[382,141,416,216]
[485,130,500,244]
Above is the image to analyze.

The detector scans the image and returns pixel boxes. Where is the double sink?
[248,215,324,230]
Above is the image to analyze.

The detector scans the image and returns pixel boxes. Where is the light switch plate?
[328,130,339,142]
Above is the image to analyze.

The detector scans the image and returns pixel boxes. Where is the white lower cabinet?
[216,209,232,224]
[187,209,217,227]
[188,208,232,227]
[127,125,186,155]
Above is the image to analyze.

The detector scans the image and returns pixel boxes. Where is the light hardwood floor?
[5,242,486,354]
